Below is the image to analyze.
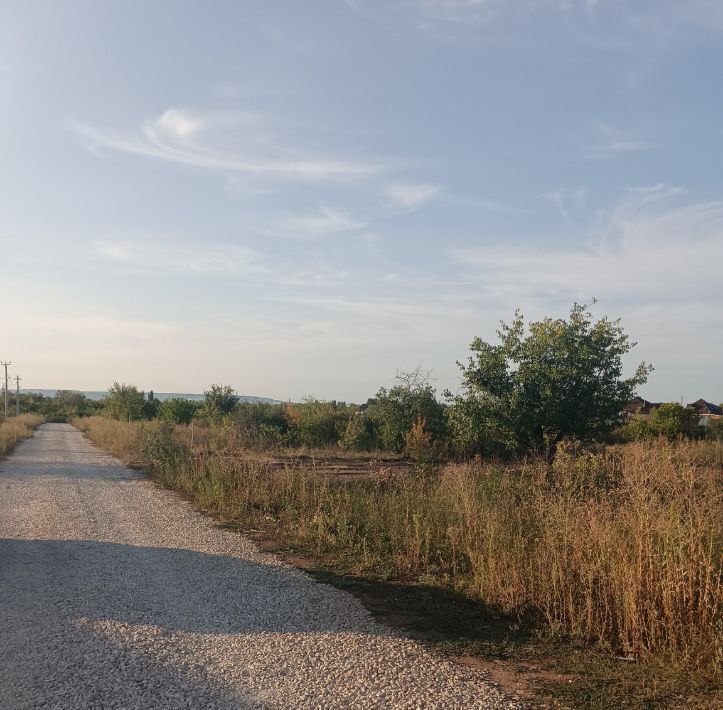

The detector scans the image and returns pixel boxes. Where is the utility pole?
[15,374,21,417]
[0,362,10,419]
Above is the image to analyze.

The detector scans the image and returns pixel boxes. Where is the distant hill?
[21,389,280,404]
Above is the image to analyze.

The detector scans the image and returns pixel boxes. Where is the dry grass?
[77,416,722,680]
[73,415,144,463]
[0,414,44,455]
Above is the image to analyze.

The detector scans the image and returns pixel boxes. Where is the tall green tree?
[448,303,652,460]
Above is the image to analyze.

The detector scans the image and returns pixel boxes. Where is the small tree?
[103,383,146,421]
[448,303,652,461]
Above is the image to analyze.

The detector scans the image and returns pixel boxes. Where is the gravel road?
[0,423,520,709]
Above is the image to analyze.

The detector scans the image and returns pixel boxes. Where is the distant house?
[621,397,662,419]
[687,399,723,427]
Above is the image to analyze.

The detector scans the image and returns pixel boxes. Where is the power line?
[15,374,21,417]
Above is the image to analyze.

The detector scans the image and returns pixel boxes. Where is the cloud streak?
[74,108,382,183]
[385,182,442,212]
[263,205,365,239]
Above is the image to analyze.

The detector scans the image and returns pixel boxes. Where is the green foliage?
[103,382,146,421]
[288,398,351,448]
[18,391,98,421]
[620,404,703,441]
[618,414,657,441]
[445,392,509,458]
[199,384,239,421]
[338,413,376,451]
[447,302,652,459]
[230,402,289,447]
[649,403,701,440]
[705,418,723,441]
[366,369,447,453]
[53,390,94,418]
[158,397,199,425]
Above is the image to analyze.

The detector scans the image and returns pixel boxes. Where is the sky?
[1,0,722,403]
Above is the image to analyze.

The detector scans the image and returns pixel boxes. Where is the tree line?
[23,303,722,458]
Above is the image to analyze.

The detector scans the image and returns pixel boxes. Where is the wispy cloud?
[451,185,723,301]
[74,108,381,183]
[263,205,365,239]
[385,182,442,212]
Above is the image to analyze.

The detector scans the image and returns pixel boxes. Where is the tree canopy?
[447,302,652,459]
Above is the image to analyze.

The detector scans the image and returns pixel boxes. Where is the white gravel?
[0,423,522,709]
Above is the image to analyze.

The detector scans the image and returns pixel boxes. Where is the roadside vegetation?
[72,303,722,707]
[0,414,45,455]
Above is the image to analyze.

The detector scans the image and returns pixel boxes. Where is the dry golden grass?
[0,414,44,455]
[73,416,144,463]
[77,416,722,678]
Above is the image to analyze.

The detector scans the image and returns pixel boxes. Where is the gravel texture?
[0,423,521,709]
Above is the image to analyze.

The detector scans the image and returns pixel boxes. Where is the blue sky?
[1,0,722,402]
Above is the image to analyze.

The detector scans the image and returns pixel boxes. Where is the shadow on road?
[0,538,379,709]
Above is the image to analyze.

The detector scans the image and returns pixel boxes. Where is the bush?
[198,384,239,422]
[649,402,701,440]
[338,413,376,451]
[159,397,199,425]
[404,416,435,462]
[289,398,350,448]
[705,418,723,441]
[366,370,447,453]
